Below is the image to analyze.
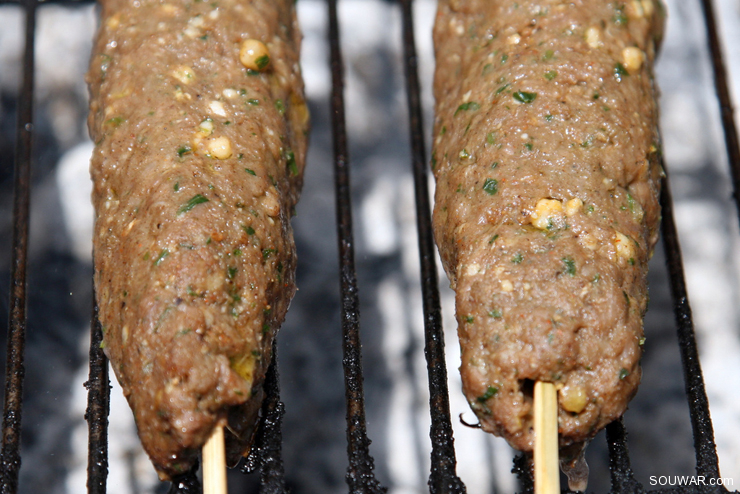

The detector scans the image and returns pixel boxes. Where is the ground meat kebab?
[87,0,308,479]
[431,0,664,455]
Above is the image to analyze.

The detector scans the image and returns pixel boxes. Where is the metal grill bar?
[1,0,36,492]
[698,0,740,225]
[86,302,110,494]
[327,0,386,492]
[397,1,466,493]
[606,418,641,492]
[659,173,722,483]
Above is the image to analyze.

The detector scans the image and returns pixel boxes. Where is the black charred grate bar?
[86,302,110,494]
[327,0,387,491]
[0,0,738,492]
[659,173,722,487]
[1,0,36,492]
[698,0,740,225]
[398,0,466,492]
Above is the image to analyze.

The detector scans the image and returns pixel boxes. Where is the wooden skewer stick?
[534,381,560,494]
[203,424,227,494]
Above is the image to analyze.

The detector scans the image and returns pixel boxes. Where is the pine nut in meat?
[239,39,270,71]
[207,136,232,160]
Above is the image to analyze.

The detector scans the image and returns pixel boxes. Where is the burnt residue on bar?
[240,340,288,494]
[511,453,534,494]
[327,0,386,492]
[167,467,200,494]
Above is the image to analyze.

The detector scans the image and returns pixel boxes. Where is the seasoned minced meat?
[432,0,664,451]
[87,0,308,479]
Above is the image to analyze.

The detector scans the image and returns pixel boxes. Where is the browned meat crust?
[87,0,308,479]
[432,0,664,451]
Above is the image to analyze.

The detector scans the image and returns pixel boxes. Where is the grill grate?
[0,0,739,492]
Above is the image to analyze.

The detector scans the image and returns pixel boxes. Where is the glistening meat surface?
[432,0,664,451]
[87,0,308,479]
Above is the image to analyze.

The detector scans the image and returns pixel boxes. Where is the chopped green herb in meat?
[614,62,629,82]
[513,91,537,103]
[177,194,209,215]
[562,256,576,276]
[482,178,498,195]
[255,54,270,70]
[285,149,298,176]
[153,249,169,266]
[455,101,481,116]
[477,386,498,402]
